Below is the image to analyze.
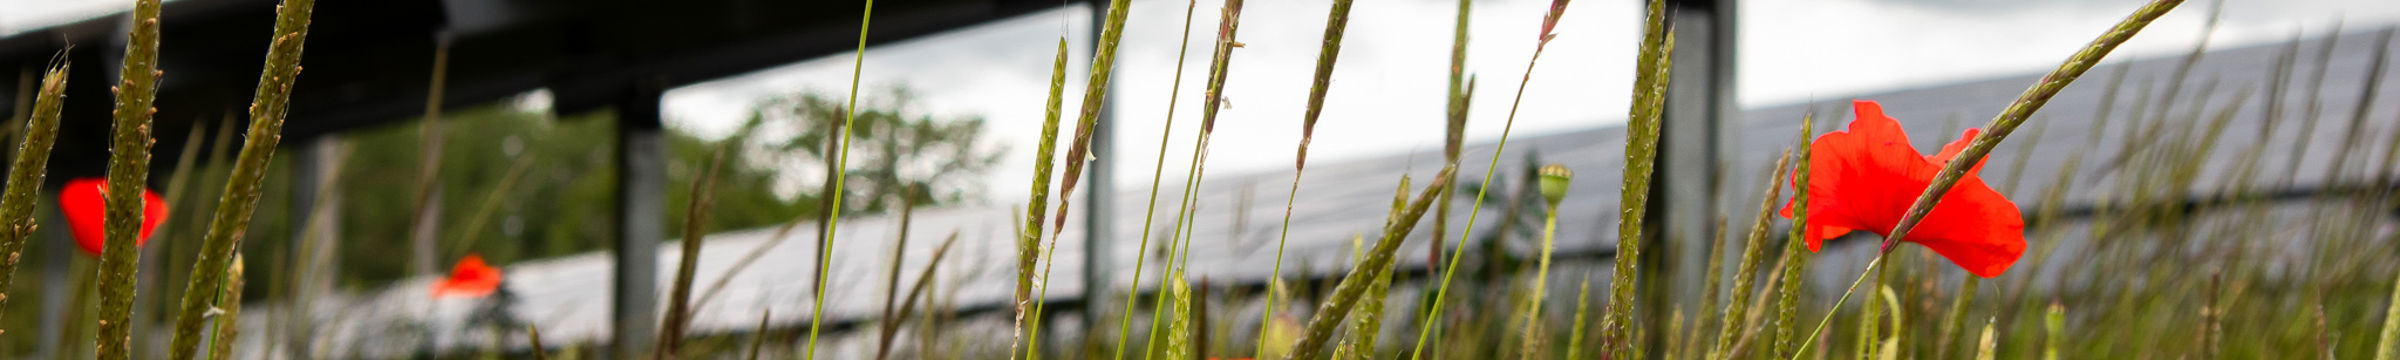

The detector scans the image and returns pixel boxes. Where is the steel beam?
[611,85,665,359]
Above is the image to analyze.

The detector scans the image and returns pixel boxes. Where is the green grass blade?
[1111,2,1202,358]
[1775,111,1815,359]
[531,325,551,360]
[1015,37,1070,359]
[203,255,244,360]
[1975,317,1998,360]
[2045,301,2063,360]
[1610,0,1672,355]
[656,146,728,356]
[1935,277,1978,359]
[1427,0,1473,323]
[0,57,68,332]
[1717,149,1794,358]
[1692,218,1727,359]
[1026,0,1135,355]
[1409,1,1595,356]
[2376,267,2399,360]
[1282,167,1454,360]
[1256,2,1354,357]
[2286,20,2344,187]
[1143,2,1243,357]
[98,0,171,357]
[169,0,318,356]
[1568,273,1593,359]
[1888,0,2183,250]
[803,1,875,358]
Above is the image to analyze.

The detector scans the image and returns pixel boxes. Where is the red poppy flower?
[58,177,168,257]
[432,255,503,298]
[1781,100,2026,278]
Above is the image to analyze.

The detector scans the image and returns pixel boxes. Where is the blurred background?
[0,0,2397,358]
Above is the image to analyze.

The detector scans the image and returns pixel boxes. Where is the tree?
[315,87,998,287]
[741,87,1003,214]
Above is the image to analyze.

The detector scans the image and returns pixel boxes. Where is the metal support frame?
[1652,0,1737,356]
[612,85,666,358]
[1079,0,1118,335]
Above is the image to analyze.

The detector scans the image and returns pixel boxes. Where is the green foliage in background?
[0,85,1002,357]
[326,86,998,288]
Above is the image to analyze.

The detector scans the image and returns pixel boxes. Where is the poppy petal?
[1929,128,1988,175]
[1900,178,2026,278]
[432,255,504,298]
[59,178,168,256]
[1778,200,1857,252]
[1780,100,2027,277]
[1785,101,1937,247]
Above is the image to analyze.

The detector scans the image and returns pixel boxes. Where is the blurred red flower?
[433,255,503,298]
[58,177,167,257]
[1782,100,2026,278]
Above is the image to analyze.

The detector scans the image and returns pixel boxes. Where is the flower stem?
[1408,0,1613,356]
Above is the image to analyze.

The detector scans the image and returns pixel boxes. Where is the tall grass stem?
[802,1,874,357]
[1111,2,1201,358]
[1256,0,1353,356]
[168,0,318,356]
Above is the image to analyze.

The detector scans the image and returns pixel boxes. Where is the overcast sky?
[9,0,2400,202]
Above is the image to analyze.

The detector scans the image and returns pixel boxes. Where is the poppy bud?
[1538,164,1572,209]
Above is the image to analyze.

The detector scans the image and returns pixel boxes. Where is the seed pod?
[1538,164,1572,209]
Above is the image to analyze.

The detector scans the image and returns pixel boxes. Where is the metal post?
[1652,0,1737,356]
[612,86,666,359]
[1080,0,1118,334]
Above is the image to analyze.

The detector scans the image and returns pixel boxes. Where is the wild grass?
[1609,0,1674,358]
[1257,1,1353,358]
[96,0,170,357]
[409,37,452,278]
[802,0,876,358]
[1011,36,1070,360]
[0,56,67,332]
[1410,0,1612,357]
[1136,1,1242,358]
[1023,0,1133,355]
[1110,1,1202,358]
[204,255,243,360]
[11,0,2400,357]
[1774,111,1816,360]
[1284,166,1451,360]
[656,143,728,356]
[167,0,317,357]
[1716,149,1793,359]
